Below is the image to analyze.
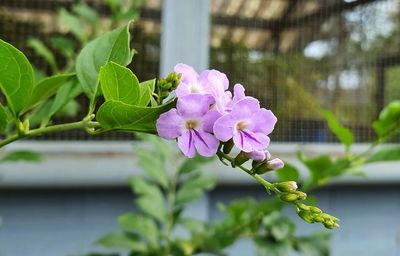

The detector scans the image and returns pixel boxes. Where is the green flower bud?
[309,206,322,213]
[292,191,307,200]
[234,151,250,166]
[296,203,310,211]
[275,181,298,192]
[313,216,325,223]
[280,193,298,202]
[223,139,234,154]
[298,210,314,223]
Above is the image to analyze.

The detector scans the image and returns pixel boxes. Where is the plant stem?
[216,151,279,193]
[0,120,101,148]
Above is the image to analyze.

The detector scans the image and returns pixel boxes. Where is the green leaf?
[50,36,74,58]
[296,232,331,256]
[178,154,214,174]
[27,39,58,72]
[254,239,291,256]
[97,99,175,133]
[99,62,140,105]
[0,39,34,116]
[1,150,42,162]
[373,100,400,137]
[117,213,158,247]
[58,9,85,42]
[129,177,165,222]
[138,79,156,106]
[276,162,299,182]
[76,23,133,100]
[178,218,206,234]
[0,104,7,132]
[366,147,400,163]
[24,74,74,112]
[321,110,353,149]
[135,147,168,188]
[96,232,147,252]
[175,172,216,205]
[72,2,99,27]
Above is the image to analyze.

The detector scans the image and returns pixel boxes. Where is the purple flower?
[156,94,220,158]
[213,97,277,153]
[216,83,247,114]
[174,63,229,101]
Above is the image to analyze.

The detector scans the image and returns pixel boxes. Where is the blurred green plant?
[80,135,330,256]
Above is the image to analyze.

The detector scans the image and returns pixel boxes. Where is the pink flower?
[156,94,220,158]
[213,97,277,153]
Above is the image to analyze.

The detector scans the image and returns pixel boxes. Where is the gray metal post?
[160,0,210,76]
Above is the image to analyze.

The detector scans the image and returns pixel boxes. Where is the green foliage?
[76,23,133,100]
[276,162,299,182]
[0,150,42,162]
[321,109,353,151]
[24,74,74,113]
[373,100,400,138]
[0,39,34,116]
[27,39,58,73]
[99,62,141,105]
[97,100,175,133]
[366,147,400,163]
[0,104,7,132]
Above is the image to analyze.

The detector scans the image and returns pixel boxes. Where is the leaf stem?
[0,120,101,148]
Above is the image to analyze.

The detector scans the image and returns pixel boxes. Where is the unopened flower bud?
[298,210,314,223]
[267,158,284,170]
[313,216,325,223]
[253,161,273,174]
[292,191,307,200]
[309,206,322,213]
[280,193,299,202]
[297,203,310,211]
[275,181,298,192]
[249,150,266,161]
[234,151,250,166]
[223,139,234,154]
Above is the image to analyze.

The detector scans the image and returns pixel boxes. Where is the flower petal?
[233,131,270,152]
[174,63,198,84]
[202,109,221,133]
[177,94,214,118]
[231,97,260,120]
[232,83,246,103]
[249,150,266,161]
[193,130,219,157]
[252,108,277,135]
[178,130,196,158]
[156,109,184,139]
[213,114,235,142]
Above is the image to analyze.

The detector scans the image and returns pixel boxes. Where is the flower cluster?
[156,63,283,169]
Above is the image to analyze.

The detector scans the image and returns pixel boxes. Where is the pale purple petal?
[249,150,266,161]
[213,114,235,142]
[156,109,184,139]
[206,69,229,92]
[215,91,232,114]
[231,97,260,120]
[202,109,221,133]
[193,130,219,157]
[177,131,196,158]
[245,131,270,150]
[177,94,214,118]
[174,63,198,84]
[175,83,191,98]
[233,132,253,152]
[252,108,277,135]
[232,84,246,102]
[233,131,270,152]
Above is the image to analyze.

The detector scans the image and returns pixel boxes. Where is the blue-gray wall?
[1,185,399,256]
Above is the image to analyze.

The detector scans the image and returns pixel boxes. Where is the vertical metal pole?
[160,0,210,77]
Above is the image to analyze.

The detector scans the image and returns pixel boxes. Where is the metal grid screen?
[210,0,400,143]
[1,0,399,142]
